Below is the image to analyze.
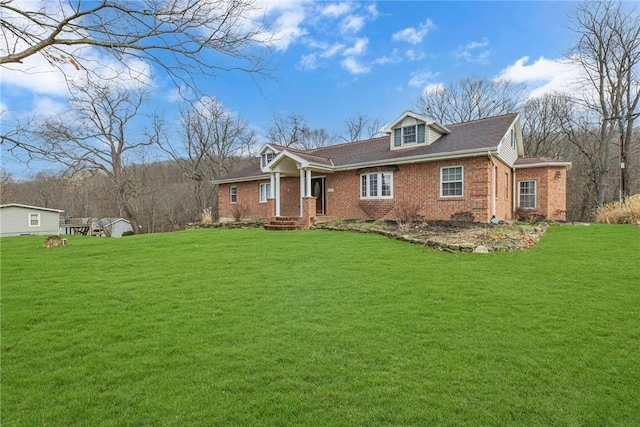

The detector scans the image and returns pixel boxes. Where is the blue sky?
[1,1,581,178]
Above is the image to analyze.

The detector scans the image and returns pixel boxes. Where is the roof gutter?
[332,147,500,172]
[514,161,572,170]
[212,174,269,185]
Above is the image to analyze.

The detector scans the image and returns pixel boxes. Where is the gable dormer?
[257,144,281,168]
[387,111,450,150]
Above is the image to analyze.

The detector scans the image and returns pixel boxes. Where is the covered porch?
[263,150,333,230]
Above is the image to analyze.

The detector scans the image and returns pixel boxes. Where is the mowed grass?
[1,225,639,426]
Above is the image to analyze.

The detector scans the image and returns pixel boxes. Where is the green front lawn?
[2,225,639,426]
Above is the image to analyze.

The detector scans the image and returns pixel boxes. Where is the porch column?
[275,172,281,217]
[305,169,312,197]
[299,168,305,217]
[269,173,275,199]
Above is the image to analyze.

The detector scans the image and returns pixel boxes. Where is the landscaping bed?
[315,219,549,252]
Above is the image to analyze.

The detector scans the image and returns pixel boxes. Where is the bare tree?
[267,112,309,147]
[343,114,383,142]
[0,0,269,88]
[522,94,575,157]
[298,128,337,150]
[20,78,159,232]
[568,0,640,204]
[267,112,337,149]
[161,97,256,221]
[416,76,525,124]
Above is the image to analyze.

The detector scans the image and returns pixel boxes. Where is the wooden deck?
[60,218,104,236]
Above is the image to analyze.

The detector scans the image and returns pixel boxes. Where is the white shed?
[0,204,64,237]
[100,218,133,237]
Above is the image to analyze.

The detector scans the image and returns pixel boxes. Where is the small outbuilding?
[99,218,133,237]
[0,204,64,237]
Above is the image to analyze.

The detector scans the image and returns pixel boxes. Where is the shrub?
[231,203,251,222]
[201,207,213,225]
[596,194,640,224]
[450,211,474,223]
[514,208,545,224]
[122,231,135,237]
[393,196,424,230]
[43,235,64,248]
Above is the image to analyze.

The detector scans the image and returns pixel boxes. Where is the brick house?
[214,111,571,229]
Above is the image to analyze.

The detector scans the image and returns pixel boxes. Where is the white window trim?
[261,152,275,168]
[360,172,394,199]
[518,180,537,209]
[259,182,271,203]
[392,123,426,149]
[440,166,464,198]
[230,186,237,204]
[28,212,41,227]
[403,125,417,145]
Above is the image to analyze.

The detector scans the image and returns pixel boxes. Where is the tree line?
[1,0,638,229]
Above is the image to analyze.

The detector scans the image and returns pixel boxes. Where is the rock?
[474,245,489,254]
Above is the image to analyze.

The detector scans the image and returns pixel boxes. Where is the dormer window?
[403,126,416,144]
[393,123,425,147]
[388,112,450,150]
[261,152,275,167]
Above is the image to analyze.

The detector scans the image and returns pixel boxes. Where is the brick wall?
[218,177,301,220]
[218,180,267,221]
[324,157,496,222]
[516,166,567,221]
[218,159,568,223]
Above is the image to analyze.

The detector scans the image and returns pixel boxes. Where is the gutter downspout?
[488,152,496,221]
[512,167,517,216]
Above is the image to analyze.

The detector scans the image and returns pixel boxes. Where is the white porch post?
[305,169,312,197]
[299,168,305,217]
[269,173,275,199]
[275,172,281,217]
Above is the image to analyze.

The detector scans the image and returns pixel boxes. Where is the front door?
[311,177,325,215]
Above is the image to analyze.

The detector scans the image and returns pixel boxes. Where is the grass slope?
[2,225,639,426]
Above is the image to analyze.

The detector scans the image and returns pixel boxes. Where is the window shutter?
[394,128,401,147]
[417,124,426,143]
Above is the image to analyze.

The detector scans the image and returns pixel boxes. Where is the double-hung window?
[259,183,271,203]
[361,172,393,199]
[403,126,416,144]
[441,166,463,197]
[519,180,536,209]
[28,213,40,227]
[393,124,426,147]
[261,152,275,167]
[230,186,237,204]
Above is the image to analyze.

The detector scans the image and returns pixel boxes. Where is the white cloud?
[392,19,434,44]
[422,83,446,95]
[267,8,309,51]
[341,57,370,75]
[341,15,365,33]
[344,38,368,57]
[321,2,352,18]
[455,38,491,64]
[374,49,402,66]
[297,53,318,71]
[405,49,426,61]
[409,71,439,88]
[321,43,345,58]
[497,56,581,98]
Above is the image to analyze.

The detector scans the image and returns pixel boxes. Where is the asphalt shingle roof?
[217,113,519,182]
